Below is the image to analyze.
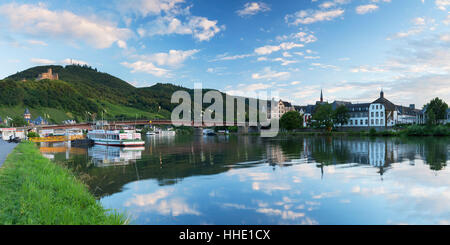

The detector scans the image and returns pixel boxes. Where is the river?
[38,135,450,225]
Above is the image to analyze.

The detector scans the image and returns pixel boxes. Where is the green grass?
[0,102,170,125]
[0,142,128,225]
[99,101,169,120]
[0,105,74,124]
[243,125,450,137]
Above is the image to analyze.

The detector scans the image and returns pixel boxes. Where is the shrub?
[403,125,426,136]
[432,125,449,136]
[27,132,40,138]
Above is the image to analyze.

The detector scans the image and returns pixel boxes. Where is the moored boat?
[87,129,145,147]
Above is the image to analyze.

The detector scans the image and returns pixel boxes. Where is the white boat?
[146,131,156,136]
[203,129,217,136]
[87,129,145,147]
[160,130,176,136]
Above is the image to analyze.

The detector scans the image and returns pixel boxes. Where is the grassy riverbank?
[0,142,128,225]
[243,125,450,137]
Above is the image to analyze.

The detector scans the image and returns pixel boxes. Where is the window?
[360,120,364,125]
[350,120,353,125]
[355,120,358,125]
[380,119,384,125]
[376,105,379,110]
[371,119,374,125]
[365,120,368,125]
[381,112,384,117]
[371,112,374,117]
[376,112,379,117]
[376,119,379,124]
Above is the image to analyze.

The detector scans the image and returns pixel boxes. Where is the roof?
[372,97,396,111]
[331,101,352,110]
[280,100,292,107]
[345,103,371,112]
[296,105,316,114]
[396,106,421,116]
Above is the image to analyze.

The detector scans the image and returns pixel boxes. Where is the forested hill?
[0,65,198,122]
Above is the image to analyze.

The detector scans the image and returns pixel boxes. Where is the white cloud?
[122,49,198,77]
[285,8,344,25]
[145,15,224,41]
[27,40,47,46]
[135,49,199,67]
[443,15,450,25]
[224,82,274,96]
[310,63,340,71]
[121,0,185,17]
[435,0,450,11]
[255,42,304,55]
[212,53,253,61]
[356,4,379,15]
[272,57,299,66]
[387,17,436,40]
[252,67,290,80]
[188,16,224,41]
[128,0,224,42]
[412,17,426,26]
[237,2,271,17]
[121,61,170,77]
[440,33,450,42]
[293,31,318,43]
[30,58,55,65]
[319,0,351,9]
[124,188,201,217]
[350,65,385,73]
[0,3,132,49]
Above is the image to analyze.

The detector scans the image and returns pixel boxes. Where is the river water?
[38,135,450,225]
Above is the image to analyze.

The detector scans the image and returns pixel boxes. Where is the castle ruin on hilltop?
[37,68,59,81]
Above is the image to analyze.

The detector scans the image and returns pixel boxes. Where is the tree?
[426,108,436,127]
[312,104,333,130]
[27,132,40,138]
[280,111,304,131]
[11,116,28,127]
[426,98,448,125]
[332,105,350,126]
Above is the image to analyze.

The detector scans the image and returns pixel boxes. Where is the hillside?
[0,65,255,125]
[0,65,189,123]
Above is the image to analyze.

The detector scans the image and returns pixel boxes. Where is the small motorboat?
[203,129,217,136]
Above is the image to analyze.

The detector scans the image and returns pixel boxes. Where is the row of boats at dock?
[29,121,226,148]
[86,121,175,147]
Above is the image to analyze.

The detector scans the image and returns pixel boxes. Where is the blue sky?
[0,0,449,107]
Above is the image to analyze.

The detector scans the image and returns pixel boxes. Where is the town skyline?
[0,0,449,107]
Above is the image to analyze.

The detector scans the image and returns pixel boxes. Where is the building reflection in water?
[265,137,448,176]
[39,142,144,167]
[39,142,87,160]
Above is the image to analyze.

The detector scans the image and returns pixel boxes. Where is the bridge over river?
[20,119,263,135]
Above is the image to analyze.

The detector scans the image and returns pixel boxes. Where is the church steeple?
[380,89,384,98]
[320,89,323,103]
